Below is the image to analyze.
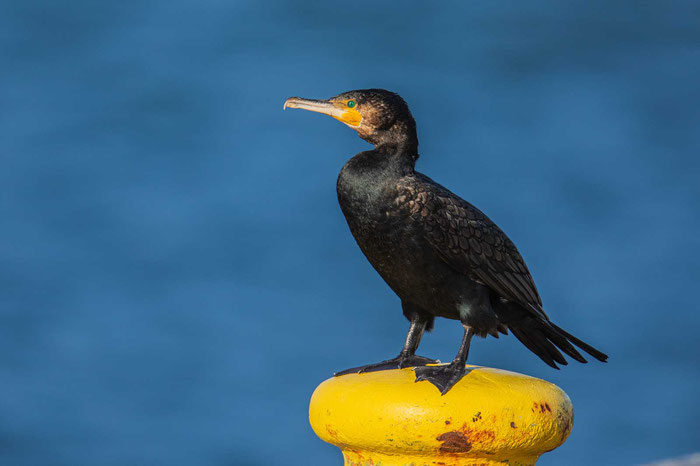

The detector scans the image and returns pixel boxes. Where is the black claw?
[413,363,474,395]
[334,354,440,377]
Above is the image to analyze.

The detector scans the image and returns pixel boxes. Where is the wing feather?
[401,174,547,319]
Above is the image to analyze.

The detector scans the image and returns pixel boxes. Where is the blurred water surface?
[1,1,699,464]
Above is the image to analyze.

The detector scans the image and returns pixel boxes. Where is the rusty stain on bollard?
[309,365,574,466]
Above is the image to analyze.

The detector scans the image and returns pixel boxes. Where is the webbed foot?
[334,354,440,376]
[414,362,474,395]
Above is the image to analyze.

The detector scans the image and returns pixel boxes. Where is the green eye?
[347,100,356,108]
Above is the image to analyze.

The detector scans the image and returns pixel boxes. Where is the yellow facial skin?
[332,99,362,127]
[283,97,363,128]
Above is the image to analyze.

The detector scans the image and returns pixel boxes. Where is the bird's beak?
[283,97,362,128]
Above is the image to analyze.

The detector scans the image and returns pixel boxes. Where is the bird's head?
[284,89,418,155]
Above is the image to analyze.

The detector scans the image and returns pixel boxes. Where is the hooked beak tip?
[283,97,302,111]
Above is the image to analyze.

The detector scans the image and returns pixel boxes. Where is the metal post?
[309,365,573,465]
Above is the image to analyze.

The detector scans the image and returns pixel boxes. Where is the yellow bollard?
[309,365,573,466]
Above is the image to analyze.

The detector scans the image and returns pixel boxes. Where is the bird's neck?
[337,147,415,229]
[382,147,418,176]
[361,120,419,170]
[345,148,416,179]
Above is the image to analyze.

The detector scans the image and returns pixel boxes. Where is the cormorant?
[284,89,607,395]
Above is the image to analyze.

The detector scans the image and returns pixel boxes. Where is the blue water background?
[2,1,699,464]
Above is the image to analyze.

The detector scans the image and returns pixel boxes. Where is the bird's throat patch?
[333,108,363,128]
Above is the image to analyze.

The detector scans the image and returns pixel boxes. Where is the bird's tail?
[509,317,608,369]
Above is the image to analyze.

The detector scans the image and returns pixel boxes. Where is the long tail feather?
[510,317,608,368]
[549,322,609,362]
[511,326,561,369]
[495,299,609,367]
[539,322,587,363]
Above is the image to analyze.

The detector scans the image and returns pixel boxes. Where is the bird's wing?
[399,174,547,319]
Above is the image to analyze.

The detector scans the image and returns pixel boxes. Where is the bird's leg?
[334,318,440,376]
[414,325,476,395]
[395,317,441,368]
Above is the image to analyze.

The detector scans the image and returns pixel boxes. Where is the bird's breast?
[336,167,497,326]
[336,168,444,299]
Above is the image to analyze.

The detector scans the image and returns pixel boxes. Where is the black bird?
[284,89,607,395]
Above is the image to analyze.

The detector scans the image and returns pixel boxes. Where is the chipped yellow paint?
[309,365,573,465]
